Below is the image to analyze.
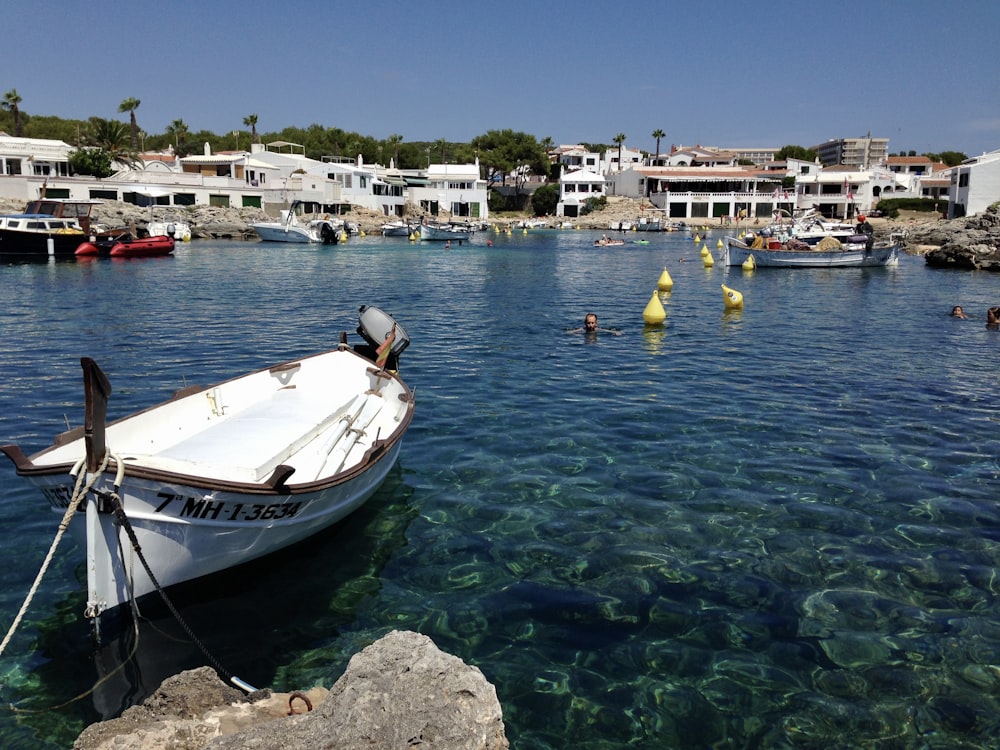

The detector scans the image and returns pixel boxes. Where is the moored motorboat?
[0,198,103,258]
[1,306,414,620]
[418,221,472,241]
[147,219,192,242]
[381,220,414,237]
[251,201,342,244]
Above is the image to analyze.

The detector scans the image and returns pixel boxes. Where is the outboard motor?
[356,305,410,368]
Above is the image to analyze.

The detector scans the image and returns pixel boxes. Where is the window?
[958,173,969,187]
[6,159,22,176]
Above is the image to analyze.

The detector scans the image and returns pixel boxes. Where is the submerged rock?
[73,630,508,750]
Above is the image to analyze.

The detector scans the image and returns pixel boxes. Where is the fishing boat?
[1,306,414,620]
[722,234,899,268]
[0,198,103,258]
[75,235,175,258]
[418,221,472,241]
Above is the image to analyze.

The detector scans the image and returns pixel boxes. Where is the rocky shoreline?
[907,205,1000,269]
[4,197,998,264]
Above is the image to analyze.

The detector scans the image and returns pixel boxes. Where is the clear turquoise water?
[1,230,999,748]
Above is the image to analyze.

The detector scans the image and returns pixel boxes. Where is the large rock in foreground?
[74,630,508,750]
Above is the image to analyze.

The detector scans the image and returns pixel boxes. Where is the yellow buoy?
[339,231,348,243]
[693,233,701,243]
[360,229,366,237]
[657,267,674,292]
[523,228,528,235]
[717,238,724,248]
[700,244,709,257]
[643,290,666,324]
[742,254,756,271]
[722,284,743,308]
[703,252,715,268]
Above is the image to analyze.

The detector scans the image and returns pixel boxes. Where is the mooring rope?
[3,451,256,714]
[0,452,110,659]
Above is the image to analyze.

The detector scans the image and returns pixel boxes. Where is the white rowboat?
[1,307,413,619]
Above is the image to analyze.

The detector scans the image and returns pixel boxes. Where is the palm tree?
[243,114,259,144]
[433,138,448,163]
[86,116,140,169]
[385,133,403,165]
[166,118,189,150]
[613,133,626,171]
[118,97,141,150]
[651,129,665,160]
[2,89,23,137]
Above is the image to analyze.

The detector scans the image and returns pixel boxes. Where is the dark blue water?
[2,230,999,748]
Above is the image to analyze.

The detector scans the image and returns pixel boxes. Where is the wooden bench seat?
[147,388,363,483]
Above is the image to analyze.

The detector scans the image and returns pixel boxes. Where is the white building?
[602,146,643,174]
[556,168,606,218]
[407,161,489,220]
[0,132,73,179]
[949,149,1000,218]
[554,145,601,172]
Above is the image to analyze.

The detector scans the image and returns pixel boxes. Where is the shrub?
[580,196,607,216]
[530,184,559,216]
[872,197,941,218]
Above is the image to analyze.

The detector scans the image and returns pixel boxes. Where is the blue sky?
[3,0,998,157]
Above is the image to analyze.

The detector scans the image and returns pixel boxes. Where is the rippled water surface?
[2,230,999,748]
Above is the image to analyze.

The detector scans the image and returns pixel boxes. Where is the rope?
[3,451,256,713]
[0,452,110,659]
[100,457,255,692]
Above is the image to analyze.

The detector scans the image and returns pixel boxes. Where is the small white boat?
[516,218,549,229]
[418,221,472,241]
[147,219,192,242]
[381,221,414,237]
[252,201,342,244]
[723,234,899,268]
[1,306,414,619]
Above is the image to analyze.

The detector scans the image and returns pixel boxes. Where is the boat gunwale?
[0,347,415,495]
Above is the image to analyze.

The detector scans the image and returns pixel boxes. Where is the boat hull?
[0,226,88,257]
[251,223,321,243]
[381,223,413,237]
[110,237,175,257]
[2,345,414,617]
[419,224,471,241]
[26,439,402,612]
[724,238,899,268]
[77,237,175,258]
